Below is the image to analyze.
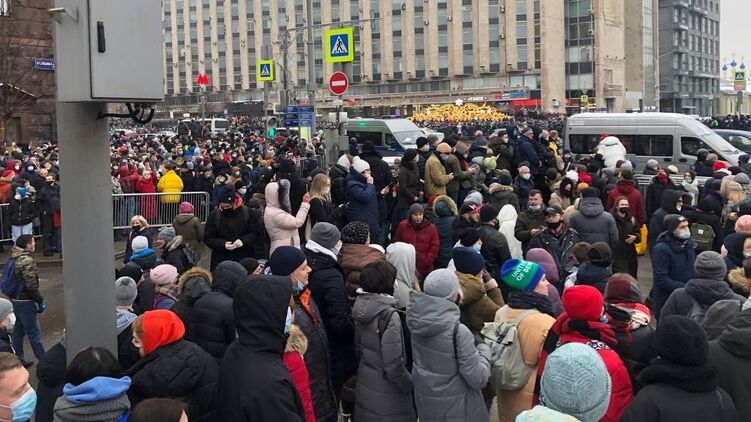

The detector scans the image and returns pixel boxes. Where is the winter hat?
[269,246,307,277]
[646,159,659,170]
[453,247,486,275]
[131,236,149,253]
[620,161,633,172]
[424,269,460,302]
[563,285,604,321]
[0,299,12,321]
[352,159,370,174]
[544,205,564,216]
[663,214,687,233]
[604,274,643,305]
[150,264,179,286]
[586,242,612,266]
[480,204,500,223]
[238,258,260,275]
[483,157,497,170]
[740,154,751,164]
[416,137,429,149]
[458,229,480,247]
[158,226,176,243]
[409,203,425,216]
[402,149,418,164]
[540,342,611,422]
[713,161,727,172]
[341,221,370,244]
[459,202,480,215]
[115,276,138,307]
[693,251,727,280]
[576,182,590,192]
[666,164,679,175]
[215,184,235,204]
[436,142,452,153]
[736,215,751,234]
[464,191,483,206]
[735,173,751,185]
[15,187,26,199]
[500,259,545,290]
[179,202,194,214]
[140,310,185,355]
[499,170,513,186]
[565,169,579,183]
[310,222,341,250]
[655,315,708,366]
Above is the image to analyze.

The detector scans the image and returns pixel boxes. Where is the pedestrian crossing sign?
[257,60,274,82]
[324,27,354,63]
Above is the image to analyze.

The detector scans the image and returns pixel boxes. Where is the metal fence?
[112,191,211,229]
[634,174,710,201]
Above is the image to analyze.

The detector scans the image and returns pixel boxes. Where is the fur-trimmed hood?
[727,267,751,297]
[165,235,185,252]
[178,266,212,293]
[433,194,458,217]
[490,183,514,194]
[265,179,292,213]
[284,324,308,354]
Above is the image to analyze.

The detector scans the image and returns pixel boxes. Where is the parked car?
[714,129,751,153]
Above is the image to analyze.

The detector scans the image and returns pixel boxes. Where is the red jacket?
[607,180,646,226]
[393,218,440,277]
[283,325,316,422]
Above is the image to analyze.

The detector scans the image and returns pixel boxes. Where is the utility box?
[53,0,163,102]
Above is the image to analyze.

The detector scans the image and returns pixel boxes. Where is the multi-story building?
[658,0,720,116]
[161,0,656,116]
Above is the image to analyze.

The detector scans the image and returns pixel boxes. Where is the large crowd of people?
[2,115,751,422]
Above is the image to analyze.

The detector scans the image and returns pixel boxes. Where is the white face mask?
[5,314,14,332]
[420,144,430,152]
[322,187,331,195]
[521,173,531,180]
[744,251,751,258]
[238,187,247,195]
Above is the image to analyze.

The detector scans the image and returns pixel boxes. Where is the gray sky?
[720,0,750,69]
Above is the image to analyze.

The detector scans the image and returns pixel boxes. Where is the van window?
[681,136,709,156]
[569,134,600,154]
[727,134,751,148]
[632,135,672,156]
[348,130,383,146]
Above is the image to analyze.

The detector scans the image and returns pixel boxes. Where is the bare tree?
[0,17,38,144]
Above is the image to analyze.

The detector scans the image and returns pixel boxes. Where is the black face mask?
[131,225,140,232]
[46,181,55,185]
[618,207,630,215]
[547,220,562,230]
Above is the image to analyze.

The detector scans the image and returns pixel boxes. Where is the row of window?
[570,134,713,158]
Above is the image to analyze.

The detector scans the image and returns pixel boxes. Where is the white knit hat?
[352,159,370,174]
[132,236,149,253]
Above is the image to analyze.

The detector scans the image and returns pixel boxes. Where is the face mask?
[440,154,449,162]
[131,225,140,232]
[521,173,531,180]
[744,251,751,258]
[685,178,693,184]
[46,180,54,186]
[618,207,630,214]
[501,137,509,144]
[547,220,562,230]
[528,204,542,212]
[473,244,482,252]
[294,280,305,293]
[332,242,342,256]
[0,386,37,422]
[238,187,247,195]
[676,228,691,240]
[284,307,292,334]
[6,314,14,332]
[676,205,682,212]
[599,314,609,324]
[420,144,430,152]
[322,187,331,195]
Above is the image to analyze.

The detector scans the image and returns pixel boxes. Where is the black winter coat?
[477,224,512,278]
[514,209,546,253]
[0,329,11,354]
[304,247,356,398]
[433,196,457,269]
[527,226,580,282]
[217,275,306,422]
[660,278,745,320]
[8,197,38,226]
[574,262,612,293]
[645,180,678,218]
[117,324,140,370]
[192,261,247,360]
[710,309,751,421]
[329,164,349,206]
[127,340,218,421]
[611,212,640,277]
[360,150,393,221]
[397,163,421,208]
[647,190,684,252]
[204,205,261,270]
[35,342,66,422]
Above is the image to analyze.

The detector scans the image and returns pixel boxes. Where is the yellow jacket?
[157,170,184,203]
[424,154,453,198]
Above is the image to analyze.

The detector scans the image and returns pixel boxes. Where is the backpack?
[481,307,539,391]
[0,258,22,299]
[687,298,709,325]
[182,244,200,268]
[377,308,413,372]
[690,222,715,252]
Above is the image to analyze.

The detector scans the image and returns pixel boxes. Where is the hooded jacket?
[433,195,458,268]
[723,233,751,273]
[651,232,697,318]
[647,189,684,250]
[173,213,204,246]
[489,183,520,213]
[352,292,415,421]
[645,178,678,218]
[9,246,43,303]
[191,261,247,360]
[397,161,422,208]
[339,243,386,297]
[575,263,613,294]
[709,309,751,421]
[660,278,745,320]
[498,204,523,259]
[329,161,349,206]
[345,167,380,236]
[568,197,619,246]
[424,154,453,198]
[386,242,419,310]
[457,272,505,334]
[161,235,193,275]
[53,376,131,422]
[283,325,315,422]
[172,267,212,343]
[727,267,751,297]
[217,275,306,422]
[394,217,440,277]
[607,180,646,226]
[265,180,311,255]
[407,292,491,421]
[156,169,184,203]
[477,223,512,279]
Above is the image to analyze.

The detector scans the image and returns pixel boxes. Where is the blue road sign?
[32,58,55,71]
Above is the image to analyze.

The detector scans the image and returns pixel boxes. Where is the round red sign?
[329,71,349,96]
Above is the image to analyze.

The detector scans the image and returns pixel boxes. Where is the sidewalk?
[0,238,129,268]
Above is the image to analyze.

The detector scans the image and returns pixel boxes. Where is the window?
[569,134,600,154]
[681,137,709,156]
[631,135,673,157]
[348,131,383,146]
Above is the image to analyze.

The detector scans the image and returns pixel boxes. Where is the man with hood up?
[568,188,618,246]
[217,275,306,422]
[647,189,684,255]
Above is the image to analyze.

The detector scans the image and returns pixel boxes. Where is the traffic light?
[265,116,278,138]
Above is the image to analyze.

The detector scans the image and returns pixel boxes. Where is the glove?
[37,302,46,314]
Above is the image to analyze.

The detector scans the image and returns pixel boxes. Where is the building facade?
[658,0,720,116]
[0,0,56,144]
[161,0,655,115]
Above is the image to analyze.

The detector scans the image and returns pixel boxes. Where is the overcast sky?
[720,0,750,69]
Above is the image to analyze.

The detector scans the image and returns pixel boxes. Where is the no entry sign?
[329,71,349,96]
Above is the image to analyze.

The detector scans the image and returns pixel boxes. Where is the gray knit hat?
[423,269,460,302]
[131,236,149,253]
[694,251,727,280]
[115,276,138,307]
[0,299,12,321]
[158,225,176,243]
[464,191,483,206]
[541,342,612,422]
[310,222,341,250]
[409,203,424,216]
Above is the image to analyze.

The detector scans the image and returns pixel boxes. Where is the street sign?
[257,60,274,82]
[324,28,354,63]
[329,71,349,96]
[734,70,747,91]
[196,73,209,86]
[32,58,55,71]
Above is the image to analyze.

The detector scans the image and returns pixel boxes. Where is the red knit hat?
[713,161,727,172]
[141,310,185,355]
[562,285,604,321]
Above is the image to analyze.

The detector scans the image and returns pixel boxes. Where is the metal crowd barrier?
[112,191,211,229]
[634,174,709,205]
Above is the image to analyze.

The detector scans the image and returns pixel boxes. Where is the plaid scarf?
[155,284,180,302]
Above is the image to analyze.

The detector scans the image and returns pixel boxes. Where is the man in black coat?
[35,173,60,256]
[204,185,261,270]
[217,275,306,422]
[477,204,512,280]
[191,261,247,361]
[179,163,196,192]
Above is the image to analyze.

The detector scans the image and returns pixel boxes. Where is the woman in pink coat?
[264,179,311,254]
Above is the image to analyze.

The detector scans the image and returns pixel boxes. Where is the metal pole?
[57,102,117,360]
[263,44,270,116]
[201,86,206,120]
[306,0,316,129]
[282,30,289,108]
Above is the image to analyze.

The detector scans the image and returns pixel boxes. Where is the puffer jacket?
[156,169,184,203]
[173,213,204,246]
[568,197,618,246]
[339,244,386,297]
[397,162,422,208]
[264,180,310,255]
[457,272,505,334]
[607,180,646,226]
[393,217,440,277]
[191,261,247,361]
[329,162,349,206]
[345,167,380,236]
[9,197,38,226]
[489,184,520,213]
[498,204,523,259]
[424,154,453,198]
[477,224,512,278]
[710,309,751,421]
[406,292,491,422]
[352,292,415,422]
[172,267,212,343]
[433,195,457,268]
[650,232,697,318]
[527,226,580,282]
[660,278,745,320]
[386,242,419,310]
[283,325,316,422]
[574,263,613,293]
[161,235,193,275]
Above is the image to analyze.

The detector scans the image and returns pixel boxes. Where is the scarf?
[305,239,338,261]
[155,284,179,302]
[639,357,718,393]
[296,289,319,326]
[507,289,556,318]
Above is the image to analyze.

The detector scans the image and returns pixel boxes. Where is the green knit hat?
[500,259,545,290]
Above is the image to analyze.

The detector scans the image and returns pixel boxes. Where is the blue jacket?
[515,137,541,175]
[651,231,696,318]
[433,196,457,268]
[345,167,379,235]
